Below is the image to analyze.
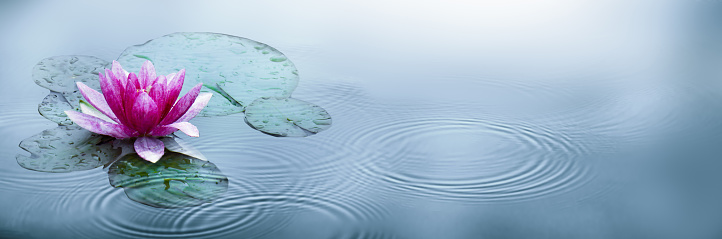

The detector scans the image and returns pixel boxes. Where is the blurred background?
[2,0,722,238]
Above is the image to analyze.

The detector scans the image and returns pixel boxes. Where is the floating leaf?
[16,125,120,173]
[38,91,73,125]
[117,32,299,115]
[32,55,108,92]
[104,139,136,168]
[198,83,244,116]
[108,153,228,208]
[244,97,332,137]
[32,56,108,109]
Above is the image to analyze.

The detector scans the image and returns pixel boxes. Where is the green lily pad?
[38,91,73,125]
[244,97,332,137]
[16,125,120,173]
[197,83,244,116]
[116,32,299,115]
[108,152,228,208]
[32,56,109,109]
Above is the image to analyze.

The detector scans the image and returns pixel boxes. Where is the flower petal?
[123,73,140,126]
[159,83,202,125]
[130,92,161,134]
[111,60,128,88]
[149,75,167,114]
[138,60,157,89]
[76,82,120,123]
[133,136,165,163]
[177,93,212,122]
[149,122,199,137]
[164,69,185,114]
[166,73,177,83]
[100,70,127,125]
[65,110,135,138]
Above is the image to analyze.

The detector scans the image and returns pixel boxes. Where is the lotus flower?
[65,60,212,163]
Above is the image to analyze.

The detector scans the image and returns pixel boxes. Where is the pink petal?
[105,69,126,97]
[166,73,177,83]
[134,136,165,163]
[148,126,176,137]
[149,122,199,137]
[65,110,135,138]
[138,61,156,89]
[130,92,161,134]
[100,70,127,125]
[111,60,128,88]
[164,69,185,113]
[149,75,167,113]
[123,73,140,126]
[76,82,120,123]
[177,93,212,122]
[159,83,202,125]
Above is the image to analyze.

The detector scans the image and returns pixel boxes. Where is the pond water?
[2,1,722,238]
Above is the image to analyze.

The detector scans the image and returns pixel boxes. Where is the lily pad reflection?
[108,152,228,208]
[117,32,299,114]
[16,125,120,173]
[245,97,332,137]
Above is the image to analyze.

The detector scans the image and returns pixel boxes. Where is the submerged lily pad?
[33,56,108,109]
[38,91,73,125]
[117,32,299,114]
[16,125,120,173]
[108,152,228,208]
[244,97,332,137]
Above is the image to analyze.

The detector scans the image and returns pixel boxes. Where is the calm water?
[3,1,722,238]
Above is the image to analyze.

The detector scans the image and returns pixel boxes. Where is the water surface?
[2,1,722,238]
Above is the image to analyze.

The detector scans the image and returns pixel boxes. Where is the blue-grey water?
[3,1,722,238]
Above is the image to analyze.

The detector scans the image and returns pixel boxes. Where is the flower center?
[136,86,152,93]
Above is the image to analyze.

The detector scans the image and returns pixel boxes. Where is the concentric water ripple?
[61,177,294,239]
[328,229,397,239]
[0,103,84,193]
[195,131,392,223]
[350,118,596,203]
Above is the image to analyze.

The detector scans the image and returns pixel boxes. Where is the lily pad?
[33,56,108,109]
[244,97,332,137]
[108,152,228,208]
[117,32,299,114]
[198,83,244,116]
[38,91,73,125]
[16,125,120,173]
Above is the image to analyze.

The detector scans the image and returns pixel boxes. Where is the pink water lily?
[65,60,212,163]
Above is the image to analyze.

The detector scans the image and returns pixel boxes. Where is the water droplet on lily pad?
[117,32,299,115]
[38,91,73,125]
[244,97,332,137]
[16,125,120,173]
[32,56,108,109]
[108,152,228,208]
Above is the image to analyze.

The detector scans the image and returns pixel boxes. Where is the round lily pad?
[108,152,228,208]
[116,32,299,114]
[38,91,74,125]
[244,97,332,137]
[33,56,108,109]
[16,125,120,173]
